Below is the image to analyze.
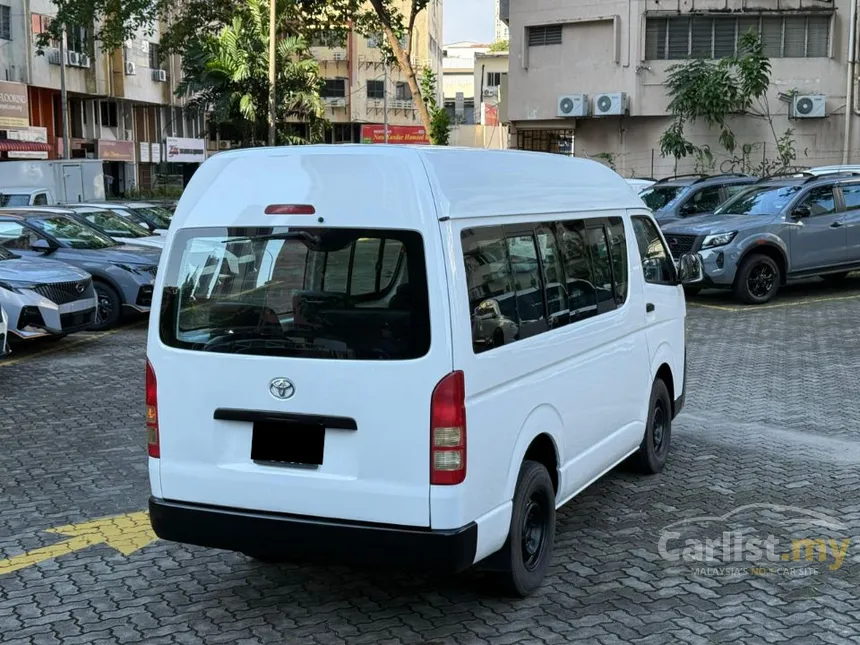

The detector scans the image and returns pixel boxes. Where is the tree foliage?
[419,66,449,145]
[660,29,795,176]
[488,40,508,53]
[175,0,325,145]
[44,0,440,140]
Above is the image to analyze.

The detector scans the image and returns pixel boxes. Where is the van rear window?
[159,227,430,360]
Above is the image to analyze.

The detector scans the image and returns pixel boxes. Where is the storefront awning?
[0,140,51,153]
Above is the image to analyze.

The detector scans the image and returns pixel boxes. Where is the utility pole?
[383,66,389,143]
[267,0,276,146]
[59,23,71,159]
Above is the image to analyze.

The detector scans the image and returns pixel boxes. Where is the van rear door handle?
[646,303,655,313]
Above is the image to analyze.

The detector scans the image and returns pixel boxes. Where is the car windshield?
[0,245,16,260]
[28,215,117,249]
[79,209,151,238]
[639,185,687,210]
[134,207,172,229]
[715,185,802,216]
[160,226,430,361]
[0,194,30,207]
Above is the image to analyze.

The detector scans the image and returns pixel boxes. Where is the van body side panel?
[434,212,650,542]
[148,149,453,528]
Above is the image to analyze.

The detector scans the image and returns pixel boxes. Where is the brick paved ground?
[1,278,859,645]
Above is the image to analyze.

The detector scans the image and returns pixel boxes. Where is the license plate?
[251,421,324,466]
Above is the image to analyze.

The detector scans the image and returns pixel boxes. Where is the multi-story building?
[0,0,207,193]
[312,0,444,145]
[495,0,510,43]
[502,0,859,177]
[443,41,490,125]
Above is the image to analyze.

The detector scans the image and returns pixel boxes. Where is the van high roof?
[174,145,643,228]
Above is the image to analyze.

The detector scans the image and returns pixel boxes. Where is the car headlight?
[701,232,737,249]
[0,279,40,293]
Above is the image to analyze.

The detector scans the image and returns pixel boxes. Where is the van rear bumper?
[149,497,478,573]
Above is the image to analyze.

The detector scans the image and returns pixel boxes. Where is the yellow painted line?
[0,321,147,368]
[689,292,860,313]
[0,511,157,575]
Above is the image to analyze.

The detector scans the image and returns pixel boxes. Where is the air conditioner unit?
[124,39,134,50]
[47,48,62,65]
[152,69,167,82]
[125,61,137,75]
[79,54,91,68]
[141,40,150,54]
[218,140,232,150]
[593,92,628,116]
[325,97,346,107]
[793,94,826,118]
[483,87,499,98]
[68,51,82,67]
[333,52,346,61]
[557,94,588,118]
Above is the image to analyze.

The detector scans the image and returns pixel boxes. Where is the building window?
[321,78,346,98]
[516,129,573,155]
[527,24,562,47]
[66,25,88,54]
[100,102,119,128]
[395,82,412,101]
[645,14,831,60]
[0,5,11,40]
[148,42,160,69]
[366,80,384,99]
[486,72,502,87]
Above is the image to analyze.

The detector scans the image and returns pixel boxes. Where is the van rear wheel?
[491,460,555,597]
[632,378,672,474]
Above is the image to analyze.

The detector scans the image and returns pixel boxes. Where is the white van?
[146,146,703,596]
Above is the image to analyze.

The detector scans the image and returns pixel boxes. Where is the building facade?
[0,0,205,193]
[503,0,860,178]
[443,41,490,125]
[495,0,510,43]
[312,0,444,145]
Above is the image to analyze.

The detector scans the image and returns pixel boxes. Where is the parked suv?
[640,174,759,225]
[661,172,860,304]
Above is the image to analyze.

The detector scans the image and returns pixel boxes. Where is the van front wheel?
[492,460,556,597]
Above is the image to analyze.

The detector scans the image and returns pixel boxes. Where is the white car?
[145,145,703,597]
[0,302,8,357]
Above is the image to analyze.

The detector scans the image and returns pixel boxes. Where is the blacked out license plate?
[251,421,325,466]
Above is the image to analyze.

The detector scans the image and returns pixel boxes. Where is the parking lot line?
[689,292,860,313]
[0,321,147,369]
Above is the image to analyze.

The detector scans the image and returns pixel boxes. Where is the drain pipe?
[845,0,859,164]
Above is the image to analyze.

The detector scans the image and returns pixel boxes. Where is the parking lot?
[1,279,859,645]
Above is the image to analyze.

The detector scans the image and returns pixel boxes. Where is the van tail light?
[264,204,316,215]
[430,371,466,485]
[145,359,160,458]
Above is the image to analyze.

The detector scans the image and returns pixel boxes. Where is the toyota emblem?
[269,378,295,400]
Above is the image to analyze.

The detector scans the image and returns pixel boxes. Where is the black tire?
[632,379,672,475]
[733,253,780,304]
[820,272,850,284]
[683,286,702,298]
[89,281,122,331]
[491,460,556,597]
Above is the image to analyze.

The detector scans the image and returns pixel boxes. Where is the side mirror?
[792,205,811,219]
[678,253,704,285]
[30,239,55,253]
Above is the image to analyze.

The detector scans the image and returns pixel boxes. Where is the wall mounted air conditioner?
[219,140,232,150]
[47,48,62,65]
[152,69,168,82]
[141,40,150,54]
[68,51,82,67]
[79,54,91,68]
[792,94,826,118]
[124,39,134,50]
[125,62,137,75]
[593,92,628,116]
[557,94,588,118]
[483,87,499,98]
[333,52,346,61]
[325,97,346,107]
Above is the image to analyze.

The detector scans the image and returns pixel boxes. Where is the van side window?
[556,221,598,322]
[462,227,519,353]
[607,217,628,306]
[536,225,569,329]
[33,193,49,205]
[583,224,618,314]
[632,215,676,286]
[506,233,548,340]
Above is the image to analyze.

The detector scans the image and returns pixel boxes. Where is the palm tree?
[176,0,325,146]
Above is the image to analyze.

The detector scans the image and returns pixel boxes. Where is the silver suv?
[661,172,860,304]
[639,173,759,225]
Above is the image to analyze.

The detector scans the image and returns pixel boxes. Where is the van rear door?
[152,224,449,527]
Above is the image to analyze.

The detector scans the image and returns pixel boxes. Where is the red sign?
[98,139,136,162]
[483,104,499,127]
[360,125,429,145]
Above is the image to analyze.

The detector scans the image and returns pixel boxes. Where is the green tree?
[175,0,325,145]
[488,39,508,53]
[419,66,449,145]
[660,29,796,176]
[42,0,441,142]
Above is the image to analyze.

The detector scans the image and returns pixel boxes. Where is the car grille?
[664,234,699,256]
[32,279,93,305]
[60,308,95,331]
